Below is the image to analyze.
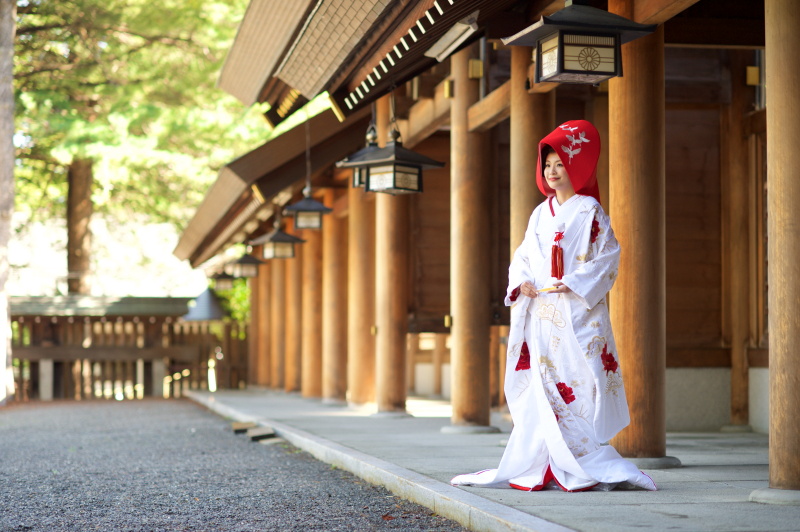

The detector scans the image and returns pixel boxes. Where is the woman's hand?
[520,281,538,298]
[550,281,572,294]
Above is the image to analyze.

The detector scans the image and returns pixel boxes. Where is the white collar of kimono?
[530,195,597,265]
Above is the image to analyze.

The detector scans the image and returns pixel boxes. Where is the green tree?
[14,0,269,291]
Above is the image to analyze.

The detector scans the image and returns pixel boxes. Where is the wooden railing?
[9,315,249,402]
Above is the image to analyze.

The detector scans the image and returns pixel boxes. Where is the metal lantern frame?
[229,254,263,278]
[250,218,306,260]
[212,271,235,291]
[284,111,334,230]
[502,0,656,85]
[283,194,332,230]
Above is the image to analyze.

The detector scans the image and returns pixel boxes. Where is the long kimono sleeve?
[560,208,620,310]
[505,208,539,307]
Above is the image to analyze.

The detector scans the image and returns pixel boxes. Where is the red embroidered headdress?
[536,120,602,206]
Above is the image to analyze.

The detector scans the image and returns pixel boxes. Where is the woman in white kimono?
[451,120,656,492]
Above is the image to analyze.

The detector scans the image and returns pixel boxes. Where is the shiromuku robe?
[451,120,656,493]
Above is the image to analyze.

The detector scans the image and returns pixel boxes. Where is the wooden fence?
[9,315,249,402]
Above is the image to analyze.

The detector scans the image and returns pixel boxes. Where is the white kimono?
[452,194,656,492]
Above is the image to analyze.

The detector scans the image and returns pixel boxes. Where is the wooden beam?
[665,18,765,49]
[13,346,199,363]
[747,348,768,368]
[404,78,452,149]
[468,80,511,133]
[634,0,702,24]
[666,348,731,368]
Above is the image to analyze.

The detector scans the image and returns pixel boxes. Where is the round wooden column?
[301,228,323,397]
[347,185,376,405]
[256,261,271,386]
[247,274,260,386]
[270,258,286,389]
[284,219,303,393]
[446,45,496,431]
[375,94,409,413]
[758,0,800,498]
[322,190,348,403]
[510,45,555,250]
[607,12,674,464]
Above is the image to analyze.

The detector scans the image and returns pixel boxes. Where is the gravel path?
[0,399,469,531]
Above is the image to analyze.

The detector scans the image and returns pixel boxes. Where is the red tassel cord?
[551,230,565,280]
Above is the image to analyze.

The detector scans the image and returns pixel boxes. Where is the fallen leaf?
[382,514,395,521]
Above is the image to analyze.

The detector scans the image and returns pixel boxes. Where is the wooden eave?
[175,107,371,268]
[217,0,317,106]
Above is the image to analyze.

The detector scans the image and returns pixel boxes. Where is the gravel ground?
[0,399,469,531]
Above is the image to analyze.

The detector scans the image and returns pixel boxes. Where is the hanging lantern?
[212,271,235,291]
[502,0,656,85]
[250,216,305,259]
[338,128,445,194]
[229,254,263,278]
[284,115,334,229]
[337,123,380,188]
[283,187,332,230]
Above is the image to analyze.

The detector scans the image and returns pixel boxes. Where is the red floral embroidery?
[515,342,531,371]
[601,344,618,376]
[590,218,600,243]
[509,285,521,302]
[556,382,575,404]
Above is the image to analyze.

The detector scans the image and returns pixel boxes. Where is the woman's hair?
[541,144,556,176]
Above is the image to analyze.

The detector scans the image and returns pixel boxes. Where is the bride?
[451,120,656,492]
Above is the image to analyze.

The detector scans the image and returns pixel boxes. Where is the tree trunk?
[0,0,15,405]
[67,159,93,294]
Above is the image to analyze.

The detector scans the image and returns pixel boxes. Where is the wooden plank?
[404,79,452,149]
[634,0,702,25]
[666,348,731,367]
[665,18,765,49]
[13,346,199,363]
[468,81,511,133]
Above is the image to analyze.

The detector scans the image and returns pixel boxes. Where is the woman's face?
[544,151,573,192]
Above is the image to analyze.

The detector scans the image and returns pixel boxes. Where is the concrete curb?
[186,391,574,532]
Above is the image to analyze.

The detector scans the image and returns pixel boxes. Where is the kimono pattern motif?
[451,194,656,492]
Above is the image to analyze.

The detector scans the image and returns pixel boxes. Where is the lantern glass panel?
[395,165,420,191]
[263,242,295,259]
[563,34,614,73]
[238,264,258,278]
[215,278,234,291]
[352,167,367,188]
[295,211,322,230]
[368,164,394,192]
[223,263,235,276]
[541,35,559,78]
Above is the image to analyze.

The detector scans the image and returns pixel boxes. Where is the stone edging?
[185,391,574,532]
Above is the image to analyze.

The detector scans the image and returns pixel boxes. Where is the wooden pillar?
[301,228,323,397]
[765,0,800,493]
[725,51,754,428]
[607,8,672,462]
[433,333,445,397]
[270,258,286,389]
[284,220,303,393]
[322,190,348,403]
[407,333,419,393]
[447,45,494,431]
[347,185,376,404]
[489,326,499,407]
[375,94,409,413]
[510,46,555,250]
[248,275,259,385]
[591,91,610,211]
[256,262,271,386]
[498,325,509,407]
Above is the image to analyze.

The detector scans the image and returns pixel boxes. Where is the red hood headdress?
[537,120,602,206]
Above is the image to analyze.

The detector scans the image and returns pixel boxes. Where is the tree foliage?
[13,0,269,230]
